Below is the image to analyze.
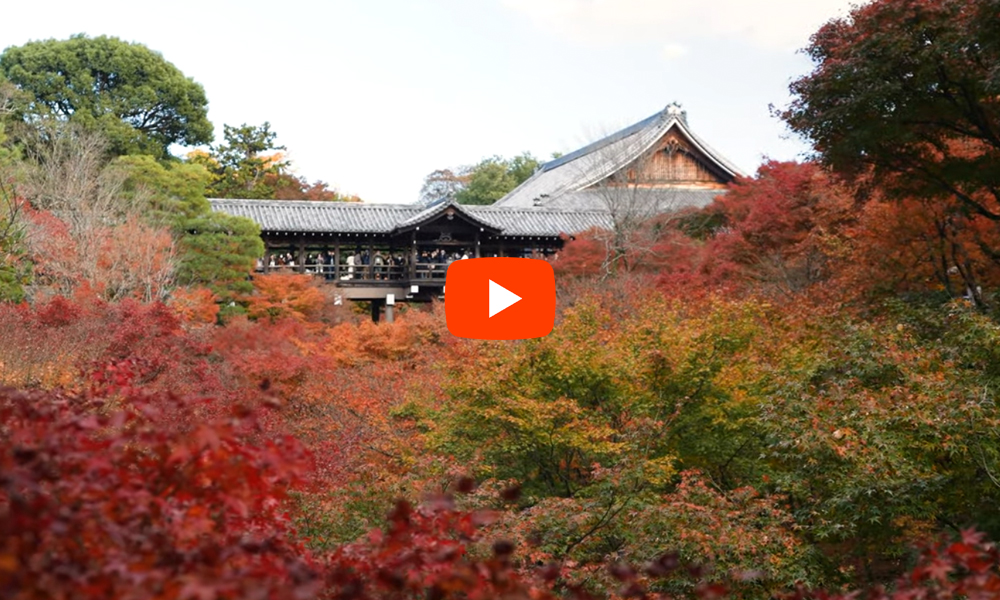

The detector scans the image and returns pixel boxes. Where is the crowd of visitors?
[255,248,475,280]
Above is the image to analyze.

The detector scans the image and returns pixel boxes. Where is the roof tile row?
[209,199,614,237]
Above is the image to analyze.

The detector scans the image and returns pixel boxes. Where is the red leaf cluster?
[0,385,318,599]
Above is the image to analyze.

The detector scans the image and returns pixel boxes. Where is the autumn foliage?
[10,0,1000,596]
[4,269,1000,599]
[245,272,325,323]
[0,385,318,599]
[8,157,1000,597]
[24,206,176,303]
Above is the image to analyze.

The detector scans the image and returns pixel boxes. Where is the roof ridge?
[469,205,614,214]
[539,109,667,173]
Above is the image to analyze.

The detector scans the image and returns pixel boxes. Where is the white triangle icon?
[488,279,521,318]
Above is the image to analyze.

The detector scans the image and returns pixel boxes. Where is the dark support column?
[386,241,391,280]
[367,242,374,280]
[498,240,505,258]
[264,247,273,273]
[333,241,341,280]
[409,231,417,280]
[370,299,383,323]
[475,231,481,258]
[296,240,306,274]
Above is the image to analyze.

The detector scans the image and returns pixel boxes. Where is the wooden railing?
[258,262,453,283]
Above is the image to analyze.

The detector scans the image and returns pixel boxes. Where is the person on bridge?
[345,253,355,280]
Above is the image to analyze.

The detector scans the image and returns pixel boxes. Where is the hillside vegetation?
[5,2,1000,598]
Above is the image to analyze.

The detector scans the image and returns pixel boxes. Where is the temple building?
[208,102,743,316]
[494,102,743,210]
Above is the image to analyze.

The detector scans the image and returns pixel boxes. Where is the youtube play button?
[445,258,555,340]
[488,280,521,317]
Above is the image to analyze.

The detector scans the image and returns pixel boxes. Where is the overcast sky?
[0,0,855,204]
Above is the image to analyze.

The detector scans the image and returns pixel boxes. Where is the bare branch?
[573,128,709,276]
[16,120,173,300]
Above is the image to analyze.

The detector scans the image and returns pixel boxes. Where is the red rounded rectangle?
[445,258,555,340]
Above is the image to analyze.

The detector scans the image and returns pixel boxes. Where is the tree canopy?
[419,152,540,205]
[782,0,1000,215]
[0,34,212,157]
[114,154,264,311]
[781,0,1000,304]
[190,122,358,201]
[0,180,29,303]
[189,122,288,199]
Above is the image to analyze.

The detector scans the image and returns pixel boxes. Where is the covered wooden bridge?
[208,102,741,318]
[209,198,612,306]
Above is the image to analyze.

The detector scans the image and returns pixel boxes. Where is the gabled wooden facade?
[493,102,742,210]
[638,128,735,189]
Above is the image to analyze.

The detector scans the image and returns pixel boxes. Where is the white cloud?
[500,0,855,51]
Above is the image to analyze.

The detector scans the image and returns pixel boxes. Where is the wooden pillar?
[333,240,341,280]
[386,239,392,280]
[370,299,383,323]
[367,242,374,280]
[475,231,481,258]
[498,239,505,258]
[264,247,273,273]
[409,231,417,280]
[296,239,306,274]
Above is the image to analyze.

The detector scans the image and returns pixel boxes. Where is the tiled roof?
[494,103,744,209]
[209,199,413,233]
[394,200,500,233]
[209,199,613,237]
[539,188,725,212]
[470,206,612,236]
